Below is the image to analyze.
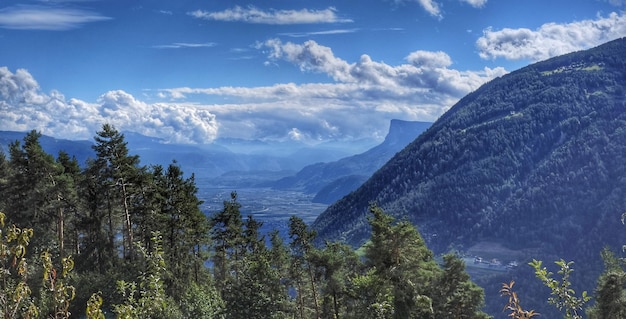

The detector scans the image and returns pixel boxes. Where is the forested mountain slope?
[313,38,626,260]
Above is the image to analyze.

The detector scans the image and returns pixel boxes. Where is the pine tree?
[210,191,245,291]
[289,215,321,319]
[432,254,490,319]
[81,124,145,270]
[364,204,439,319]
[5,130,64,252]
[586,249,626,319]
[309,241,362,319]
[154,162,212,297]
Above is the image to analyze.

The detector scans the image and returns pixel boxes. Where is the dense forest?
[312,37,626,316]
[0,127,492,318]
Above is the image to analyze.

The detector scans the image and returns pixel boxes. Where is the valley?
[195,180,328,237]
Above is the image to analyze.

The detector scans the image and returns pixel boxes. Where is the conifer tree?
[365,204,439,319]
[432,254,490,319]
[586,250,626,318]
[310,241,361,319]
[6,130,64,252]
[210,191,245,290]
[81,124,145,270]
[154,162,211,297]
[289,215,321,319]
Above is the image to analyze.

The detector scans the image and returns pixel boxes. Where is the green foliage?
[86,292,106,319]
[113,233,182,319]
[433,254,490,319]
[530,259,590,319]
[178,283,223,319]
[0,212,39,319]
[40,250,76,318]
[363,204,489,319]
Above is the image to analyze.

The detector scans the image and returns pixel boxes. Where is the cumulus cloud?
[477,12,626,61]
[0,5,111,30]
[155,40,506,142]
[188,6,352,24]
[256,39,506,96]
[0,67,218,144]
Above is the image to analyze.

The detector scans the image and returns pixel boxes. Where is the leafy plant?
[41,250,76,318]
[0,212,39,319]
[500,280,539,319]
[530,259,590,319]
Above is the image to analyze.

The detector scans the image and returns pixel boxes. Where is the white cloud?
[152,42,217,49]
[0,67,218,144]
[154,40,506,142]
[406,50,452,68]
[0,37,507,145]
[392,0,442,18]
[0,5,111,30]
[460,0,487,8]
[477,12,626,61]
[279,28,359,38]
[417,0,442,18]
[256,39,506,96]
[188,6,352,24]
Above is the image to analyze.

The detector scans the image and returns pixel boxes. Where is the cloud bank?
[189,6,352,25]
[0,67,218,144]
[0,5,111,30]
[477,12,626,61]
[157,40,506,142]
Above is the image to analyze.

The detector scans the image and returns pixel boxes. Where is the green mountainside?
[312,38,626,313]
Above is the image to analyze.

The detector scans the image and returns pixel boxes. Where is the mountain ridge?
[313,37,626,259]
[311,37,626,315]
[270,120,432,203]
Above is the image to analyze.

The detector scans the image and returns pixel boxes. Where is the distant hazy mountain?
[0,131,95,164]
[270,120,432,203]
[1,130,373,178]
[311,38,626,314]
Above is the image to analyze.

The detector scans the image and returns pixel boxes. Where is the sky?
[0,0,625,144]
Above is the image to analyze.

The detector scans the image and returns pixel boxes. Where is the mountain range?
[311,37,626,315]
[0,130,378,178]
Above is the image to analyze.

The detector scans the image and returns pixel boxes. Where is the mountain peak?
[384,119,432,146]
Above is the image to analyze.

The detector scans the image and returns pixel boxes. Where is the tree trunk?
[120,178,133,260]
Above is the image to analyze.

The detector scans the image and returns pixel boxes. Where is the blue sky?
[0,0,625,144]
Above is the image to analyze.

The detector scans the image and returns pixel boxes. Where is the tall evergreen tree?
[289,215,321,319]
[210,191,245,290]
[309,241,362,319]
[53,151,83,259]
[431,254,490,319]
[81,124,144,269]
[155,162,212,297]
[0,150,11,212]
[5,130,63,252]
[586,249,626,319]
[363,204,488,319]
